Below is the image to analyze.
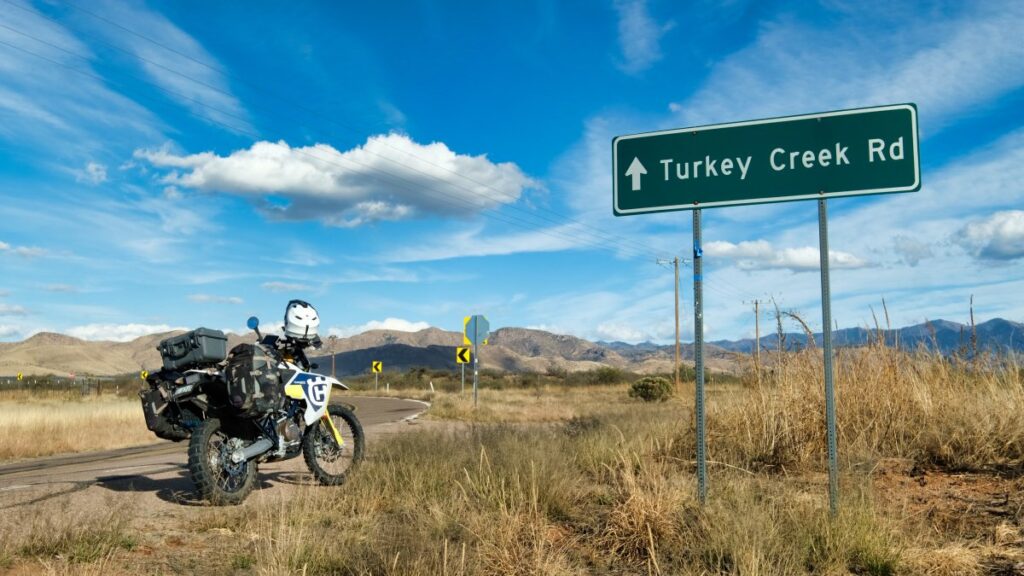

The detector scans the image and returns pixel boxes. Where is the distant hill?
[0,326,737,377]
[0,330,252,377]
[5,317,1014,378]
[710,318,1024,355]
[312,327,737,377]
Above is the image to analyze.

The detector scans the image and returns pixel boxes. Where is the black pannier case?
[157,328,228,371]
[224,343,284,418]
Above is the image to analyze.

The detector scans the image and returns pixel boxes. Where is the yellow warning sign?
[16,372,23,381]
[456,347,471,364]
[371,361,382,373]
[140,370,149,380]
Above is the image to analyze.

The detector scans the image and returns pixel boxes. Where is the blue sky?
[0,0,1022,343]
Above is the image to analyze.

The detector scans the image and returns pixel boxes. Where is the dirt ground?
[872,459,1024,574]
[0,398,434,575]
[6,433,1024,574]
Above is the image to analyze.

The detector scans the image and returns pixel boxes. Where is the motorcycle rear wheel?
[187,418,258,505]
[303,405,365,486]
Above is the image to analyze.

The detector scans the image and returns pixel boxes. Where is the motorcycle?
[139,316,364,505]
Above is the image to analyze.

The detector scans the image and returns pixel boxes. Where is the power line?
[1,5,767,297]
[7,0,668,261]
[0,33,665,262]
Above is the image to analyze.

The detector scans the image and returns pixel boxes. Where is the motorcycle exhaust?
[230,438,274,463]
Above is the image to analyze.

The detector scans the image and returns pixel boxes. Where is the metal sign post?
[693,209,708,505]
[456,347,471,394]
[818,198,839,515]
[372,361,382,391]
[613,103,921,515]
[463,315,489,408]
[473,344,479,408]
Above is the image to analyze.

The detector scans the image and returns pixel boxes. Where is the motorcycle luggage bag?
[158,328,228,371]
[139,387,190,441]
[224,343,284,418]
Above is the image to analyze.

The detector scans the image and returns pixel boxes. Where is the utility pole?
[657,257,687,389]
[754,300,761,384]
[674,256,680,388]
[329,335,337,378]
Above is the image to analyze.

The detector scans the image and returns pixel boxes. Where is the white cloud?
[0,324,22,339]
[262,281,312,293]
[0,188,220,266]
[327,317,432,338]
[136,134,538,227]
[0,1,162,159]
[613,0,674,75]
[188,294,243,304]
[954,211,1024,261]
[0,241,47,258]
[0,304,28,316]
[64,323,183,342]
[669,2,1024,129]
[891,235,934,267]
[517,275,686,344]
[275,246,331,267]
[386,223,589,263]
[704,240,868,272]
[75,161,107,185]
[594,322,650,343]
[84,0,250,132]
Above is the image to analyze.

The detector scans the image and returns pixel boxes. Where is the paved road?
[0,396,428,497]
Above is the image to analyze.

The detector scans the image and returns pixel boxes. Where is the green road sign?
[613,103,920,215]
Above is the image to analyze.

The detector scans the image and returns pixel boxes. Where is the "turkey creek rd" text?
[656,136,906,184]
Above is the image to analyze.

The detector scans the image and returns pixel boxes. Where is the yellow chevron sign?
[456,347,471,364]
[17,372,23,381]
[140,370,149,380]
[371,361,382,373]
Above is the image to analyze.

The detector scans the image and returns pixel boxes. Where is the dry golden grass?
[424,384,632,423]
[703,345,1024,472]
[6,345,1024,574]
[0,495,138,573]
[187,405,912,575]
[184,346,1024,575]
[0,394,155,462]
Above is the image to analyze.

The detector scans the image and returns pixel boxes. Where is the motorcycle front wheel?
[303,405,365,486]
[187,418,258,505]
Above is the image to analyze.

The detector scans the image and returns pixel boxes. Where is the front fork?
[320,413,345,448]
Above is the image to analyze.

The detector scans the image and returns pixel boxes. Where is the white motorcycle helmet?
[283,299,320,342]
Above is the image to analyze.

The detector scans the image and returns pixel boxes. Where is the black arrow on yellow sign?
[456,347,471,364]
[371,361,382,373]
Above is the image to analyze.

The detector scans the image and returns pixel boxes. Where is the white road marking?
[0,484,30,492]
[403,399,431,422]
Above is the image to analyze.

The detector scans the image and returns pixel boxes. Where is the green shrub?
[628,376,673,402]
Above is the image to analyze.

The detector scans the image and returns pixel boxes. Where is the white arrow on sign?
[625,157,647,191]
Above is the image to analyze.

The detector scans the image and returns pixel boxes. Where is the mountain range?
[0,318,1018,378]
[708,317,1024,355]
[0,327,736,378]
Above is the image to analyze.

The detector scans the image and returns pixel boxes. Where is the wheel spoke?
[314,415,355,476]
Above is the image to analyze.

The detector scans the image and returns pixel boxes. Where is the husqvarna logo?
[307,381,328,409]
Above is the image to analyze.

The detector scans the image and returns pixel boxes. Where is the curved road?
[0,396,428,498]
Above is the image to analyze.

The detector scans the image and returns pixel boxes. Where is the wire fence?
[0,374,144,398]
